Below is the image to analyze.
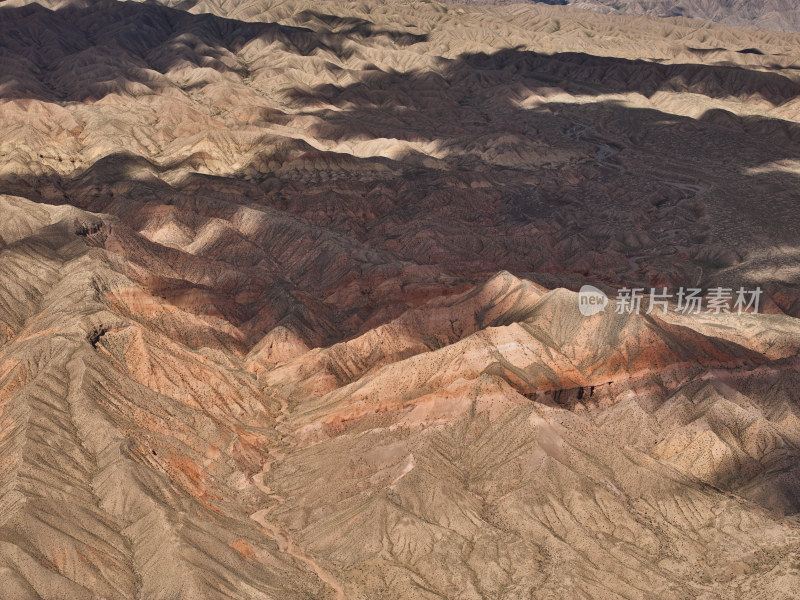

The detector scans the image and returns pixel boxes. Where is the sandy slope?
[1,0,800,598]
[567,0,800,33]
[2,197,800,598]
[447,0,800,33]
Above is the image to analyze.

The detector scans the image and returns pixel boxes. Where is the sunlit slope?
[1,0,800,598]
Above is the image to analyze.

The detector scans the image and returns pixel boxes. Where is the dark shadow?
[0,0,425,102]
[0,2,796,104]
[2,2,800,340]
[290,46,800,108]
[687,47,726,55]
[294,10,428,46]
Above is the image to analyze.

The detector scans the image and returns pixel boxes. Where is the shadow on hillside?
[1,0,800,307]
[0,0,427,102]
[290,45,800,108]
[0,0,798,104]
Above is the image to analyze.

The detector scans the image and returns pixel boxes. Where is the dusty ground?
[1,0,800,598]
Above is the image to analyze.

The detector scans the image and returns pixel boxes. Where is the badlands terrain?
[1,0,800,598]
[566,0,800,33]
[508,1,800,34]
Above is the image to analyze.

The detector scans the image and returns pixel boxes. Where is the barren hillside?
[1,0,800,598]
[464,0,800,33]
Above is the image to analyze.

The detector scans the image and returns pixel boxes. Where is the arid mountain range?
[570,0,800,32]
[477,0,800,33]
[1,0,800,598]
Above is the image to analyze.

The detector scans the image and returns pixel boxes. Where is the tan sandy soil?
[1,0,800,598]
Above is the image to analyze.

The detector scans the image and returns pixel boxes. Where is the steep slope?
[1,0,800,598]
[0,196,339,599]
[4,0,800,317]
[2,195,800,598]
